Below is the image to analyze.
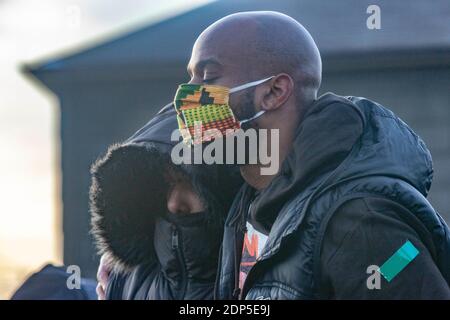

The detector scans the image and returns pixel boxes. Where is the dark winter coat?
[90,106,242,299]
[216,93,450,300]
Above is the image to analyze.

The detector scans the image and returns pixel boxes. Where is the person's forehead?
[189,39,227,67]
[187,55,222,73]
[191,29,254,65]
[188,36,253,72]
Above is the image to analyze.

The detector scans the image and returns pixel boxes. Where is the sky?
[0,0,210,299]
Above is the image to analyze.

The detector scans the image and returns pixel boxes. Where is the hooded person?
[89,106,242,300]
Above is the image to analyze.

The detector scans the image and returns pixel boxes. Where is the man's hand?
[96,254,112,300]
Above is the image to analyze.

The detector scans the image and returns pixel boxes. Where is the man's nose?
[166,187,190,214]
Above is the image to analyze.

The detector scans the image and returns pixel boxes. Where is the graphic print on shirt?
[239,221,268,292]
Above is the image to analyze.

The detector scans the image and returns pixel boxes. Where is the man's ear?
[260,73,294,111]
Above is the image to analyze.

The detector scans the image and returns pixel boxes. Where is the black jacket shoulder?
[320,196,450,299]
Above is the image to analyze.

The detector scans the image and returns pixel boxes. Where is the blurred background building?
[0,0,208,299]
[2,0,449,298]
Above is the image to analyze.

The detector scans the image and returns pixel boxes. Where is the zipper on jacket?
[240,236,265,299]
[171,225,188,299]
[213,244,224,299]
[233,202,250,299]
[232,224,245,299]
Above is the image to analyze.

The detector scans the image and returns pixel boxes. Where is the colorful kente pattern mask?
[173,76,274,145]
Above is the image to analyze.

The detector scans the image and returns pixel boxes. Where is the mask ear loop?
[239,110,266,125]
[229,76,274,94]
[230,76,274,125]
[158,102,174,115]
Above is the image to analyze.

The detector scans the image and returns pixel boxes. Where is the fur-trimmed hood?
[90,107,242,271]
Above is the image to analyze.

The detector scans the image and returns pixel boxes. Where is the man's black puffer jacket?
[216,93,450,300]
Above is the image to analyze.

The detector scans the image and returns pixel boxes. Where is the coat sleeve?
[320,197,450,299]
[106,263,159,300]
[105,270,129,300]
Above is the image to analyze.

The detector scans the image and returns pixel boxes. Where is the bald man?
[185,11,450,299]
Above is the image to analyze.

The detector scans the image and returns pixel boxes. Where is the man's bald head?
[188,11,322,101]
[186,12,322,186]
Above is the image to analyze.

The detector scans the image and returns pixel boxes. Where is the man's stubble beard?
[232,87,257,122]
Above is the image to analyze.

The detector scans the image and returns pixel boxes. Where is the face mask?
[173,76,274,145]
[163,210,208,227]
[154,211,222,280]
